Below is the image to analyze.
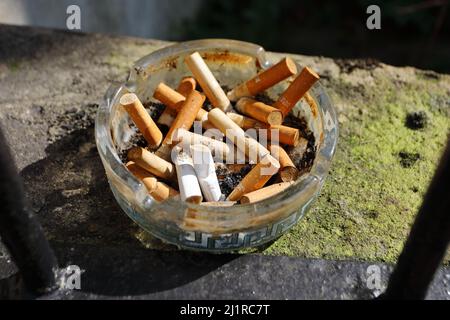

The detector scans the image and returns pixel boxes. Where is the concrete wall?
[0,0,202,39]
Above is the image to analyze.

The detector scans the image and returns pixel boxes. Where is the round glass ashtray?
[95,39,338,252]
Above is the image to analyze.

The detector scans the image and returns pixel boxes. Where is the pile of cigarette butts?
[121,51,320,207]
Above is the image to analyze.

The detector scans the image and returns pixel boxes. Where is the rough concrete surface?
[0,24,449,284]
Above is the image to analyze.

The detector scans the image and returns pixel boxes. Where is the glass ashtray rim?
[95,38,338,222]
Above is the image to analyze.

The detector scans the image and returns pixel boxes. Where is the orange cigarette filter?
[269,145,299,182]
[226,112,266,129]
[236,97,283,125]
[120,93,163,148]
[201,201,237,207]
[226,113,300,147]
[273,66,320,117]
[126,162,179,201]
[163,90,205,145]
[268,125,300,147]
[177,77,197,96]
[127,147,176,181]
[157,77,199,127]
[153,83,185,109]
[227,57,297,101]
[227,154,280,201]
[240,181,294,204]
[154,82,208,122]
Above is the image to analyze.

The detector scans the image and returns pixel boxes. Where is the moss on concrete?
[264,65,450,264]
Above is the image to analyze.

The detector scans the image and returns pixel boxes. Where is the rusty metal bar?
[0,127,58,296]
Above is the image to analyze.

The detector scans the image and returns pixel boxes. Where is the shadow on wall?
[0,0,202,39]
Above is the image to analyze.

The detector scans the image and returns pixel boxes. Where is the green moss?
[264,67,450,264]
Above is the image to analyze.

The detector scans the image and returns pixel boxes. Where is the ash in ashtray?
[215,163,253,198]
[283,114,316,173]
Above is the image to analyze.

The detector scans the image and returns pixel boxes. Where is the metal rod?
[383,137,450,299]
[0,127,58,296]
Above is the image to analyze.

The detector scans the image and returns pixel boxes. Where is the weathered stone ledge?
[0,25,449,264]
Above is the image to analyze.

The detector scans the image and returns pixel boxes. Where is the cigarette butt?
[126,162,179,202]
[154,82,207,123]
[177,77,197,96]
[226,112,266,129]
[226,113,301,147]
[173,128,230,161]
[201,201,237,207]
[157,78,197,127]
[269,145,299,182]
[162,90,205,145]
[120,93,163,148]
[185,52,231,111]
[190,144,222,202]
[269,125,300,147]
[236,97,283,125]
[173,147,203,204]
[208,108,270,162]
[153,82,185,109]
[227,57,298,101]
[127,147,176,181]
[240,181,294,204]
[227,154,280,201]
[273,66,320,117]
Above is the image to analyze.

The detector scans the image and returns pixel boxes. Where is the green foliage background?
[177,0,450,72]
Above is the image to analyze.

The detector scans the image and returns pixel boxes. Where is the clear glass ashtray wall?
[95,39,338,252]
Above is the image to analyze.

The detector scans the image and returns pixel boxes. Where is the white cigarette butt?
[172,146,203,204]
[185,52,231,111]
[190,144,222,202]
